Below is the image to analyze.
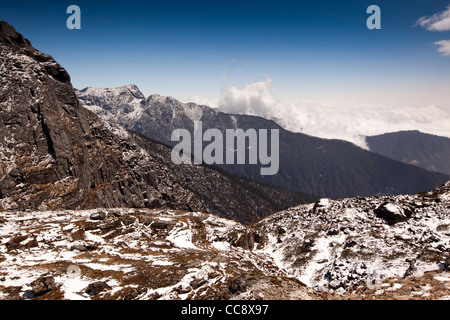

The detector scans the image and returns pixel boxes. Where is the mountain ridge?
[366,130,450,175]
[76,84,450,199]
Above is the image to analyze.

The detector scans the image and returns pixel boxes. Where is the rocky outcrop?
[29,276,56,297]
[86,281,112,296]
[0,21,315,223]
[0,21,204,212]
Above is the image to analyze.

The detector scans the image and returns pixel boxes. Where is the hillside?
[130,131,318,224]
[366,130,450,175]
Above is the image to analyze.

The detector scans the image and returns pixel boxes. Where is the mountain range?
[77,85,450,199]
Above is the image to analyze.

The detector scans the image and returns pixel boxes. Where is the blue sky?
[0,0,448,98]
[1,0,450,143]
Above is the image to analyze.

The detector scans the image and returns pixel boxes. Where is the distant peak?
[119,84,145,98]
[122,84,139,90]
[148,93,164,101]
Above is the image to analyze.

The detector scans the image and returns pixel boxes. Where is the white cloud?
[435,39,450,56]
[417,6,450,31]
[218,79,277,117]
[212,78,450,149]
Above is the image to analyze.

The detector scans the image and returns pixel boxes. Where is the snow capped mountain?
[77,86,215,144]
[76,84,146,126]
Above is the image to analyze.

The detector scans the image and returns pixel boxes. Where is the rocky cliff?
[0,21,204,212]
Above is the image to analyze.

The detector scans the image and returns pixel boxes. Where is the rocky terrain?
[256,180,450,298]
[0,208,315,300]
[1,181,449,300]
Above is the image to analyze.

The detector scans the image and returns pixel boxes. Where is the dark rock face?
[0,21,204,212]
[0,21,32,49]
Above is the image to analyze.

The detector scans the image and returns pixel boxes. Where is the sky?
[1,0,450,146]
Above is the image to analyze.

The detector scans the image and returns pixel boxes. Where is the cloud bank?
[190,79,450,149]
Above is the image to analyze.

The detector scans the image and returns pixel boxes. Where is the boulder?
[374,202,413,225]
[90,211,106,221]
[5,234,29,249]
[30,276,56,296]
[85,281,111,296]
[229,276,251,294]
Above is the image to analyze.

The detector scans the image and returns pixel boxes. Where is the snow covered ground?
[256,181,450,297]
[0,208,309,300]
[1,181,449,300]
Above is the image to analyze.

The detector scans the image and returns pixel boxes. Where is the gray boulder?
[30,276,56,296]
